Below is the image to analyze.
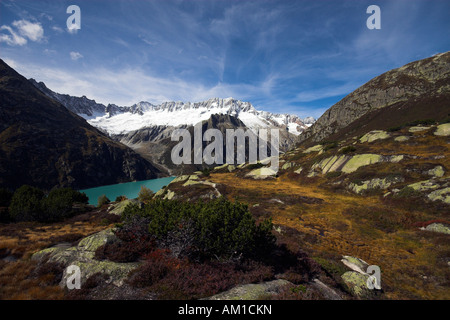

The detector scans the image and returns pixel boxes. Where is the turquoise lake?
[80,176,175,205]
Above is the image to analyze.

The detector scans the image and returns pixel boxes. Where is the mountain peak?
[29,81,315,136]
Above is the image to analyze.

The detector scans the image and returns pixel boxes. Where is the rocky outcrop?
[359,130,390,143]
[420,223,450,235]
[205,279,292,300]
[311,153,404,175]
[407,178,450,204]
[32,229,141,288]
[348,176,404,194]
[246,168,277,180]
[299,52,450,144]
[434,123,450,136]
[340,256,381,299]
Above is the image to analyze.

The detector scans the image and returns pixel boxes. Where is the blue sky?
[1,0,449,118]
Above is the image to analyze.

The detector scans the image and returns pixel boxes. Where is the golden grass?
[0,210,116,300]
[208,172,450,300]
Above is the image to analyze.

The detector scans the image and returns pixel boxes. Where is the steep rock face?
[0,59,162,191]
[299,52,450,144]
[116,113,287,176]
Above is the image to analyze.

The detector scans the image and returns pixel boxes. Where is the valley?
[0,51,449,301]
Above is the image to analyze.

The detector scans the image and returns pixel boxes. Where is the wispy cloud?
[70,51,83,61]
[0,25,27,46]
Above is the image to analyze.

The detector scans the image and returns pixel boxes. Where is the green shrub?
[388,125,403,132]
[325,171,342,178]
[322,141,338,152]
[200,167,211,177]
[115,195,127,202]
[9,185,44,221]
[246,162,264,170]
[9,186,88,222]
[406,119,435,126]
[394,186,423,198]
[97,194,110,207]
[121,198,275,260]
[138,185,154,204]
[340,146,356,154]
[41,188,79,222]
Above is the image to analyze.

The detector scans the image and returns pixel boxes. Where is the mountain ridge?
[29,79,315,136]
[298,52,450,145]
[0,59,163,190]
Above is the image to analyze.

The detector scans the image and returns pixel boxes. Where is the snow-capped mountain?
[30,79,315,136]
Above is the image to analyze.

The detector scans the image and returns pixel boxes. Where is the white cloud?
[0,20,44,46]
[70,51,83,61]
[12,20,44,42]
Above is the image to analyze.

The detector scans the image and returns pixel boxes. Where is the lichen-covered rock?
[32,229,141,288]
[77,229,117,252]
[303,144,323,153]
[294,167,303,174]
[359,130,390,143]
[109,199,140,216]
[205,279,292,300]
[434,123,450,136]
[341,154,382,173]
[170,175,191,184]
[427,187,450,204]
[348,176,404,194]
[62,260,140,287]
[409,126,431,133]
[341,271,374,299]
[420,223,450,235]
[341,256,369,274]
[408,179,440,192]
[246,168,277,180]
[281,162,294,170]
[394,135,410,142]
[165,189,176,200]
[427,166,445,178]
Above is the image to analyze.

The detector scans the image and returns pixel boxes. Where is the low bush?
[325,171,342,179]
[95,215,155,262]
[41,188,87,222]
[9,186,88,222]
[246,162,264,170]
[406,119,435,126]
[9,185,44,222]
[322,141,338,152]
[137,185,153,204]
[115,195,127,202]
[200,167,211,177]
[340,146,356,154]
[122,198,275,261]
[127,250,275,299]
[97,194,110,207]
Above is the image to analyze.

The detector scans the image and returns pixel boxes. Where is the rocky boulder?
[32,229,141,288]
[205,279,291,300]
